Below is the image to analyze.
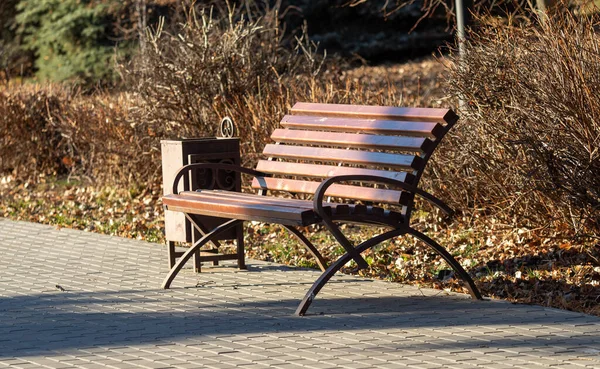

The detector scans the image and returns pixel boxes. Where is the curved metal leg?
[321,218,369,270]
[406,227,483,300]
[296,228,406,316]
[283,225,328,272]
[162,219,243,289]
[185,213,222,272]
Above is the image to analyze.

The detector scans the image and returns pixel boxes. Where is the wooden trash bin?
[161,138,245,272]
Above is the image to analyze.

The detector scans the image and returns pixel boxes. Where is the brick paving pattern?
[1,218,599,368]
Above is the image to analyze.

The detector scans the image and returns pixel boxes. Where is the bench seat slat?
[291,102,458,125]
[280,115,444,138]
[255,161,411,182]
[270,129,432,153]
[182,190,316,209]
[251,177,409,205]
[165,191,404,226]
[163,193,319,226]
[263,144,423,171]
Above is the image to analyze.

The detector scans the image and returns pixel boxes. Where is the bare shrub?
[124,3,323,142]
[441,11,600,235]
[0,84,69,180]
[0,83,160,186]
[123,1,452,167]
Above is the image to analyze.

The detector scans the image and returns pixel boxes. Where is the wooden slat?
[172,190,404,225]
[163,193,318,226]
[182,190,402,216]
[280,115,445,138]
[291,102,459,125]
[180,190,315,209]
[256,160,411,182]
[270,129,432,153]
[251,177,408,205]
[262,144,423,171]
[164,194,310,218]
[165,203,311,226]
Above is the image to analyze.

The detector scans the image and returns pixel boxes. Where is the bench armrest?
[313,174,454,219]
[170,163,267,194]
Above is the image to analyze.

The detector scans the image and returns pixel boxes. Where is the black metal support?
[406,227,483,300]
[283,225,328,272]
[295,225,483,316]
[296,228,406,316]
[236,225,246,270]
[162,219,244,289]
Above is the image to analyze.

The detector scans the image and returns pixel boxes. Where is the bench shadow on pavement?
[1,285,595,357]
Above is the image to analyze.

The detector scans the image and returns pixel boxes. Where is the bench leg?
[193,248,202,273]
[321,219,370,270]
[162,219,243,289]
[406,227,483,300]
[295,228,405,316]
[185,214,226,271]
[167,241,176,269]
[283,225,328,272]
[236,224,246,270]
[167,240,202,273]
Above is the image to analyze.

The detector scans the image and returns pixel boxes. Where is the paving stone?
[8,364,42,369]
[69,365,107,369]
[0,360,28,366]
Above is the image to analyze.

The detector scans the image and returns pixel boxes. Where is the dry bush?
[441,11,600,236]
[123,2,442,166]
[0,83,161,186]
[0,84,69,180]
[124,3,324,145]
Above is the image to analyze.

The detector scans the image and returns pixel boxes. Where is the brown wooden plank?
[179,190,315,209]
[255,160,411,182]
[182,190,405,218]
[270,129,432,153]
[182,191,342,217]
[166,203,311,226]
[251,177,406,205]
[280,115,445,138]
[163,194,319,225]
[165,193,312,217]
[291,102,458,125]
[262,144,423,171]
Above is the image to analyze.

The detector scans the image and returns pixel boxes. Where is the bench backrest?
[251,102,457,214]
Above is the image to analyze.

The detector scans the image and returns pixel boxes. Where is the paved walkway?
[1,219,599,369]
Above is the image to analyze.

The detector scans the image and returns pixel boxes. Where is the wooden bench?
[162,102,483,315]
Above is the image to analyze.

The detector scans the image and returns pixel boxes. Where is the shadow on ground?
[0,285,592,357]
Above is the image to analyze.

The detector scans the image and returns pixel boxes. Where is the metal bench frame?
[161,102,483,315]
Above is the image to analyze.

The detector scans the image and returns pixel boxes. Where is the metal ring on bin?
[220,117,235,138]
